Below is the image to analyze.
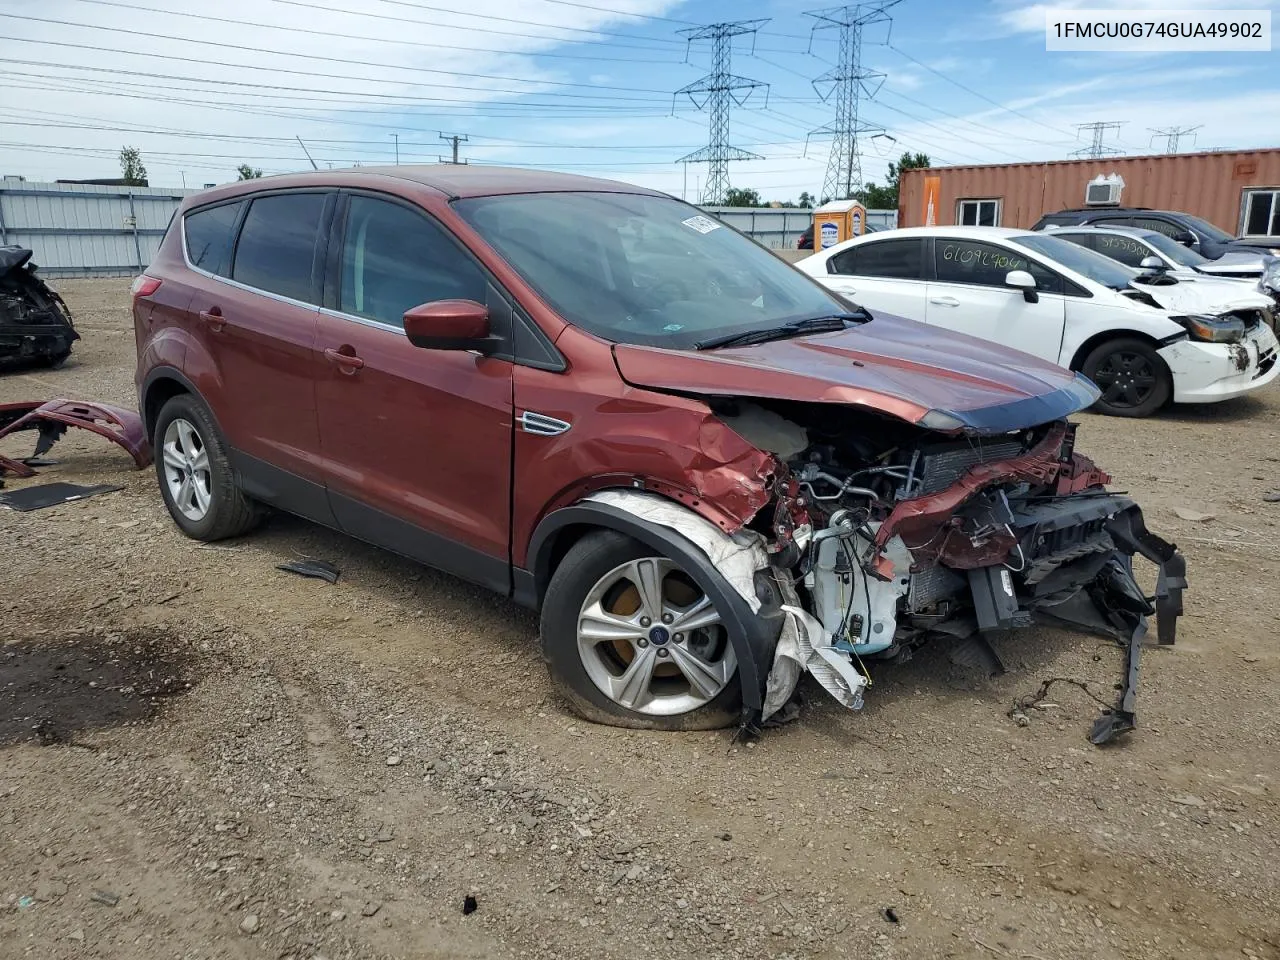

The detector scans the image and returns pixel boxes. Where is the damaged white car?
[798,226,1279,417]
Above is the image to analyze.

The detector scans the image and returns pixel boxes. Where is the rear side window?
[184,201,243,277]
[1129,217,1183,239]
[231,193,326,303]
[339,195,486,328]
[829,238,924,279]
[1058,232,1096,252]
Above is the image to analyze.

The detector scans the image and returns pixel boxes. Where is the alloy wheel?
[1091,351,1157,408]
[161,417,213,522]
[575,557,735,716]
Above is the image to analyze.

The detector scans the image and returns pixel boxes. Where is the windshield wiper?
[694,311,868,350]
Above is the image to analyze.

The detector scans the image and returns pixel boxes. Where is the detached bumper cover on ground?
[0,399,151,478]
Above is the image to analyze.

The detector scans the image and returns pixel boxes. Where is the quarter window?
[184,200,243,277]
[828,238,924,279]
[231,193,327,303]
[935,239,1061,292]
[1242,189,1280,236]
[339,196,486,328]
[957,199,1000,227]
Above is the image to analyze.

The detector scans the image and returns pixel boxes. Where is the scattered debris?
[275,559,341,584]
[0,481,122,512]
[385,755,402,767]
[882,906,900,924]
[462,895,478,916]
[0,246,78,368]
[90,889,120,907]
[1170,793,1205,807]
[17,896,35,910]
[717,831,732,841]
[1263,492,1280,503]
[1173,507,1216,522]
[361,900,382,918]
[0,399,151,479]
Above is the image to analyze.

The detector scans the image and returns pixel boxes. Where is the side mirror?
[1173,231,1196,247]
[1005,269,1039,303]
[1139,255,1167,272]
[402,299,497,352]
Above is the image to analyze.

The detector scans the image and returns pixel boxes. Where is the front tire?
[153,394,260,541]
[1082,337,1172,418]
[540,530,743,730]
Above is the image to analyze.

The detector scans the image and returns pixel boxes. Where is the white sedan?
[796,226,1279,417]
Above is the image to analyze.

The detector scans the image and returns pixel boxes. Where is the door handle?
[198,306,225,331]
[324,346,365,371]
[929,297,960,307]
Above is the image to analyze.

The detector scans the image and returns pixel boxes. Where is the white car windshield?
[455,192,852,349]
[1013,234,1138,291]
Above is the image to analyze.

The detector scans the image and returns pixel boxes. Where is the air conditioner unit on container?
[1084,173,1124,206]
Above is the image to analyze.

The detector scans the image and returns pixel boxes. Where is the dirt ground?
[2,278,1279,960]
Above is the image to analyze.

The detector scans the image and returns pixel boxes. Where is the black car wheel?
[1082,337,1172,418]
[153,394,262,541]
[540,530,743,730]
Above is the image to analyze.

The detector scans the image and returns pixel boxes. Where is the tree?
[119,146,147,185]
[723,187,762,207]
[854,151,930,209]
[236,164,263,180]
[797,191,815,209]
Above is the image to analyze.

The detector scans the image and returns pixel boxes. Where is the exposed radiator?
[916,440,1025,494]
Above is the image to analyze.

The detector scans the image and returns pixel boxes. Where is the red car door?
[313,193,513,590]
[184,190,334,521]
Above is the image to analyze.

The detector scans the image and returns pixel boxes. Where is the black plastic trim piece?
[230,448,337,528]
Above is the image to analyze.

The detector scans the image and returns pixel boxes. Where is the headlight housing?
[1172,314,1246,343]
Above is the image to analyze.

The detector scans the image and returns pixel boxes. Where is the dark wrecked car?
[132,167,1186,743]
[0,246,79,367]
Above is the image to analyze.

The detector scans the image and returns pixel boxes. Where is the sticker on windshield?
[681,215,721,234]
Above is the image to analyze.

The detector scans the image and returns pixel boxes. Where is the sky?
[0,0,1277,201]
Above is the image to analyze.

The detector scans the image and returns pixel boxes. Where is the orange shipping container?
[898,149,1280,236]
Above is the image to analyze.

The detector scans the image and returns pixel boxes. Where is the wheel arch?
[141,366,224,441]
[1067,329,1168,373]
[524,497,785,715]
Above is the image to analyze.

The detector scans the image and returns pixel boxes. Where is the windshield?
[454,191,848,349]
[1142,231,1208,267]
[1181,214,1234,243]
[1012,233,1137,290]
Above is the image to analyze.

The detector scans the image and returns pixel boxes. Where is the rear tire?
[153,394,261,541]
[540,530,743,731]
[1082,337,1172,418]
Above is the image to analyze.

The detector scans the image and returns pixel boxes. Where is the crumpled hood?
[1129,274,1272,314]
[613,312,1100,435]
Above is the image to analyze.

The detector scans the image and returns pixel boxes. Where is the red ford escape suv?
[133,167,1186,743]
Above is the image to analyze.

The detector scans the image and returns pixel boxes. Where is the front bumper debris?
[0,399,152,479]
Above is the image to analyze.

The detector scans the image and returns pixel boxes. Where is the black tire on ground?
[539,530,743,731]
[1081,336,1173,418]
[153,393,261,541]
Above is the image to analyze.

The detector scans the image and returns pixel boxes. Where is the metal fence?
[0,179,899,277]
[0,180,195,278]
[702,205,898,249]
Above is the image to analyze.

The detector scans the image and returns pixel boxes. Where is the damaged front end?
[0,246,79,368]
[719,401,1186,744]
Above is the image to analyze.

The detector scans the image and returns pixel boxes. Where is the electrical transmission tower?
[1149,125,1201,154]
[1071,121,1125,159]
[439,132,469,164]
[674,20,769,205]
[805,1,900,202]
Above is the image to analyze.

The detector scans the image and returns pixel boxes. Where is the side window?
[339,195,486,328]
[1241,189,1280,236]
[1058,233,1096,252]
[232,193,326,303]
[830,239,924,279]
[1130,217,1182,239]
[184,200,243,277]
[935,239,1036,287]
[1093,233,1152,267]
[957,199,1000,227]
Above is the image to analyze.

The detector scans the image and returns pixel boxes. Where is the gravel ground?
[2,278,1279,960]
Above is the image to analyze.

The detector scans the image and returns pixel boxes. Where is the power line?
[674,21,771,205]
[0,15,674,95]
[805,2,900,201]
[56,0,684,63]
[1071,121,1125,159]
[1149,125,1201,154]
